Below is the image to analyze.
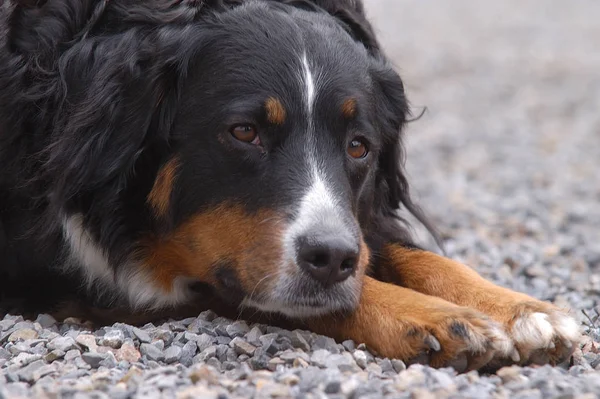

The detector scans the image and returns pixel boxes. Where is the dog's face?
[2,1,409,317]
[137,4,409,317]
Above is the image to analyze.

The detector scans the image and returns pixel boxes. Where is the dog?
[0,0,581,371]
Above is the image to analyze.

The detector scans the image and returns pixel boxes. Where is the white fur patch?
[62,214,192,310]
[301,53,316,118]
[487,323,516,358]
[550,312,582,344]
[512,312,558,349]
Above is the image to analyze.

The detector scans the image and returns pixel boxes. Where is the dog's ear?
[370,61,443,249]
[42,34,183,208]
[281,0,381,55]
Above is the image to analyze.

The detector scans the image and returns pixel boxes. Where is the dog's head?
[1,0,417,317]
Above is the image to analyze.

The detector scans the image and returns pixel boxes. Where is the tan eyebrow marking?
[265,97,287,125]
[342,97,357,119]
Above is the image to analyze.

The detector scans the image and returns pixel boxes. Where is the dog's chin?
[241,276,361,319]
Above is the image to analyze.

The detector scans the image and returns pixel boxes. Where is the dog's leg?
[306,276,514,371]
[375,244,581,367]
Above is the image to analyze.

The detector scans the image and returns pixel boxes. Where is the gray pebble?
[226,321,250,338]
[230,337,256,356]
[140,343,165,362]
[132,327,152,344]
[180,341,197,367]
[34,314,57,329]
[246,326,263,345]
[17,359,46,383]
[82,352,108,368]
[312,336,340,354]
[164,345,182,364]
[48,336,77,352]
[197,345,217,362]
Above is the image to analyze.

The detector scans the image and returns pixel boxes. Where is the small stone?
[48,336,77,352]
[366,362,382,375]
[197,345,218,362]
[246,326,263,345]
[190,364,219,384]
[0,347,11,359]
[76,334,98,352]
[342,340,356,352]
[311,349,330,368]
[0,319,16,331]
[325,353,356,371]
[226,321,250,338]
[9,342,31,355]
[8,328,38,342]
[392,359,406,373]
[17,359,46,383]
[289,331,311,352]
[293,357,309,368]
[353,350,368,369]
[180,341,197,367]
[32,364,57,382]
[379,358,394,373]
[34,314,57,329]
[497,366,528,383]
[82,352,108,368]
[119,366,143,384]
[132,327,152,343]
[216,336,232,345]
[192,333,215,353]
[268,357,286,371]
[152,339,165,351]
[206,357,222,371]
[325,380,341,394]
[164,345,182,364]
[279,351,309,364]
[152,329,173,345]
[101,329,125,349]
[231,337,256,356]
[116,343,141,363]
[44,349,65,363]
[199,310,217,321]
[99,351,118,368]
[140,343,165,362]
[64,349,81,361]
[312,336,339,353]
[250,354,270,370]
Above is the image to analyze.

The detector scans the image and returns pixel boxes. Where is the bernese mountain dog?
[0,0,581,371]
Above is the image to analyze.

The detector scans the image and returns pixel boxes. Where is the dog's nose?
[296,235,359,287]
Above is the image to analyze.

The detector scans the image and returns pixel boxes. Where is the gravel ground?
[2,1,600,398]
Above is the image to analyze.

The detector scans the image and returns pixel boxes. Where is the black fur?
[0,0,436,318]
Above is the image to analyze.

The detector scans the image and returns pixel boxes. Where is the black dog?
[0,0,579,371]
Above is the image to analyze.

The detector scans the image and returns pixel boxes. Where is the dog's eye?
[230,124,260,145]
[348,139,368,159]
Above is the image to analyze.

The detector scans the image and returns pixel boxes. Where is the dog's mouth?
[239,272,362,319]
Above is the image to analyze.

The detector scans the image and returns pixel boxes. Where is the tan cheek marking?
[147,157,180,218]
[265,97,287,125]
[140,204,284,293]
[341,98,357,119]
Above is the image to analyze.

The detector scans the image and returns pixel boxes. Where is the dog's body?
[0,0,580,371]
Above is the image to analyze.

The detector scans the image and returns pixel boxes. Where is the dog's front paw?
[510,302,580,365]
[327,287,517,372]
[396,306,516,372]
[486,300,581,368]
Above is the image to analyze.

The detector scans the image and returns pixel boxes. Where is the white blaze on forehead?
[301,52,316,117]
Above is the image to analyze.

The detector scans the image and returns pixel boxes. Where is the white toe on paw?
[511,310,582,353]
[549,311,581,345]
[487,322,515,358]
[512,312,555,349]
